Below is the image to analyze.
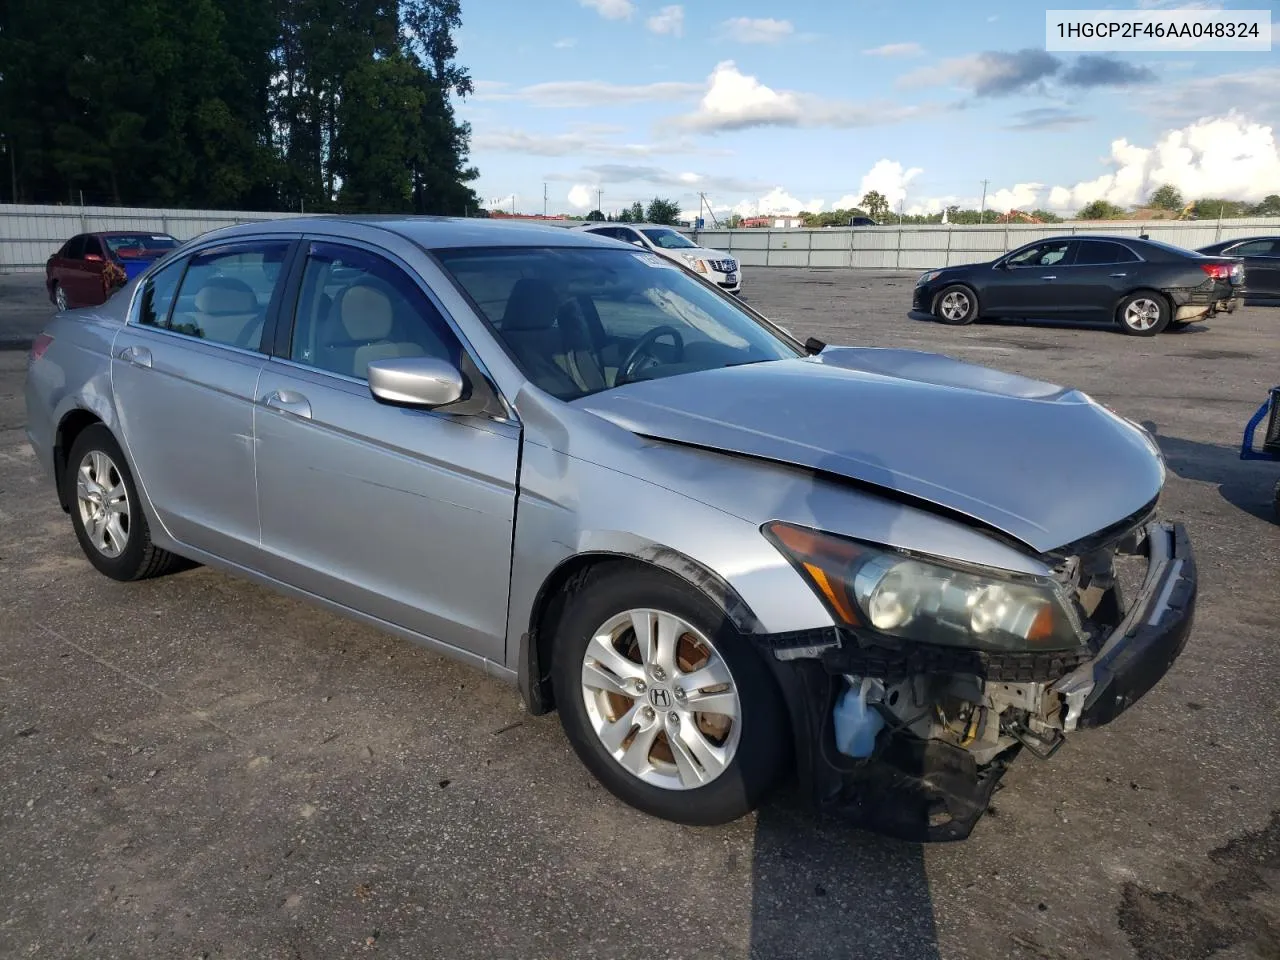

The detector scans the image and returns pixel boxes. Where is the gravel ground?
[1,268,1278,959]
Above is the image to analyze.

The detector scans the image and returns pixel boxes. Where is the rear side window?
[135,258,185,329]
[1229,239,1280,257]
[83,236,105,259]
[1074,240,1140,265]
[287,242,462,381]
[62,235,86,259]
[164,241,291,349]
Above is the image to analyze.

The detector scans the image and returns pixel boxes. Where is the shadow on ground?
[1143,421,1278,522]
[750,795,940,960]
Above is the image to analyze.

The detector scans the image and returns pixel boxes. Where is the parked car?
[46,231,180,311]
[25,216,1195,842]
[573,221,741,294]
[1196,236,1280,299]
[912,235,1244,335]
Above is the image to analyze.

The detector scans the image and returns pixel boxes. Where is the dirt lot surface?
[1,268,1278,959]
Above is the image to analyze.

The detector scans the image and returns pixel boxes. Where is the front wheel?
[53,283,68,312]
[551,565,790,826]
[1116,292,1170,336]
[933,284,978,325]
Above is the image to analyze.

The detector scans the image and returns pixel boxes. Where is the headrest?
[502,278,561,332]
[193,276,257,315]
[336,280,395,341]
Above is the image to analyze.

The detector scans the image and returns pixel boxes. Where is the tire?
[63,423,180,581]
[53,283,68,312]
[1116,291,1171,336]
[550,565,790,826]
[933,284,978,325]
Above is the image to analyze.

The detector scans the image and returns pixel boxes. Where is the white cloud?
[1147,67,1280,128]
[720,17,794,43]
[1046,113,1280,211]
[676,60,927,132]
[553,38,577,49]
[546,163,768,195]
[567,185,596,209]
[730,188,825,218]
[473,78,700,108]
[647,5,684,37]
[579,0,634,20]
[471,127,726,159]
[830,160,924,212]
[863,43,923,57]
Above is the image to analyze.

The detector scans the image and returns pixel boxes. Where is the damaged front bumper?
[754,520,1197,842]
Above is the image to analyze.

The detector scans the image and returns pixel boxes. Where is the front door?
[982,239,1077,317]
[253,240,519,662]
[110,237,295,565]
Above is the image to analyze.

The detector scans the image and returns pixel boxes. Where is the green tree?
[1192,198,1247,219]
[585,208,605,221]
[645,196,681,224]
[1148,184,1184,211]
[1077,200,1127,220]
[1251,194,1280,216]
[1029,209,1064,223]
[629,200,645,222]
[616,206,631,222]
[860,191,890,220]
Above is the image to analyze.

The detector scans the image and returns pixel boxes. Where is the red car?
[46,231,180,310]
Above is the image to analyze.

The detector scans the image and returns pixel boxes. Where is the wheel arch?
[518,548,765,716]
[53,408,108,511]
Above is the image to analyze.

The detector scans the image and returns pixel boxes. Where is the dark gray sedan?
[1196,236,1280,299]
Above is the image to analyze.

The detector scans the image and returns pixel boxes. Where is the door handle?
[1110,272,1128,277]
[1041,275,1057,280]
[116,344,152,368]
[261,390,312,420]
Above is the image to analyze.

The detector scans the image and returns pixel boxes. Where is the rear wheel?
[63,424,180,581]
[53,283,68,312]
[933,284,978,325]
[551,565,789,826]
[1116,291,1170,336]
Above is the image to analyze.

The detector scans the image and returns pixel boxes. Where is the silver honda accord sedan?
[24,216,1197,841]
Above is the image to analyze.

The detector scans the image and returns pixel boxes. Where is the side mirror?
[367,357,467,409]
[632,239,646,247]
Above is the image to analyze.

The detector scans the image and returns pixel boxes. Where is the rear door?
[110,236,297,566]
[252,238,519,662]
[78,235,109,305]
[1058,239,1143,319]
[982,239,1077,317]
[54,235,86,305]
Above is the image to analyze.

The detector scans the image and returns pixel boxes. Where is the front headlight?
[916,269,943,286]
[763,521,1084,652]
[682,254,708,273]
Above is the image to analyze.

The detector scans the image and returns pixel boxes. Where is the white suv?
[574,222,742,294]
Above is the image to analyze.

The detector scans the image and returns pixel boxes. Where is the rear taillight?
[1200,263,1231,279]
[30,333,54,361]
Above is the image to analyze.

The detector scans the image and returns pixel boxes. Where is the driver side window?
[1007,240,1072,268]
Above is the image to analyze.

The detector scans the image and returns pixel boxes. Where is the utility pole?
[596,187,603,213]
[979,179,989,224]
[543,182,548,217]
[511,194,516,215]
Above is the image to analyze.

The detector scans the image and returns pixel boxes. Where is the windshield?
[103,234,179,257]
[434,246,800,401]
[640,228,697,250]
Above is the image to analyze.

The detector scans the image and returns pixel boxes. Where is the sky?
[453,0,1280,221]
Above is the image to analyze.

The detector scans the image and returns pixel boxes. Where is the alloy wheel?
[75,450,130,558]
[940,290,970,321]
[1124,297,1162,331]
[579,608,741,790]
[54,285,68,311]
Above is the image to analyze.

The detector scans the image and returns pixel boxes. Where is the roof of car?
[204,215,619,250]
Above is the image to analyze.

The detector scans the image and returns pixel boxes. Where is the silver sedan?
[24,216,1197,841]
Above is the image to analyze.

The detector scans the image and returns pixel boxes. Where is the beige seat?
[188,276,261,346]
[318,278,428,379]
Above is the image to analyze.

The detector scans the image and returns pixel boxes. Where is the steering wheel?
[618,325,684,384]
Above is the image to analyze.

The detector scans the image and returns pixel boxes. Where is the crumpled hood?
[574,346,1165,554]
